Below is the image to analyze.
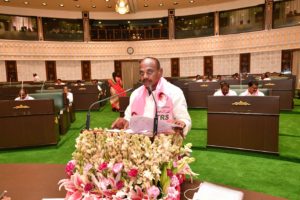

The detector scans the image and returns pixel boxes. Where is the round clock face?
[127,47,134,55]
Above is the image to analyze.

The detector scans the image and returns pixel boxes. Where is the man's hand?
[171,120,186,138]
[172,120,186,129]
[111,118,129,129]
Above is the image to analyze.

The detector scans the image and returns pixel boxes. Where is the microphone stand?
[41,80,46,93]
[147,86,158,141]
[85,87,132,130]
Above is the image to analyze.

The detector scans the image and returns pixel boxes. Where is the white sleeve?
[171,88,192,136]
[68,93,73,104]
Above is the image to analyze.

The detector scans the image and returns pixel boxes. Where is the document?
[129,116,180,134]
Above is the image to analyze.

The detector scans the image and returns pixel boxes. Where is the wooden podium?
[207,96,279,154]
[0,100,59,149]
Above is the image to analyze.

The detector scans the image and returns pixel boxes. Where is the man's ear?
[159,68,163,75]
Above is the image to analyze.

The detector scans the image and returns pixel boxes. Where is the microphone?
[40,80,46,93]
[85,87,133,130]
[146,86,158,138]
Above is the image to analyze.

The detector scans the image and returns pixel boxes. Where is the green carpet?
[1,100,300,199]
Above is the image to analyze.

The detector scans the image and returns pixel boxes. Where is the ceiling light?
[42,2,47,6]
[75,4,80,8]
[24,1,29,5]
[173,2,178,5]
[107,5,112,8]
[115,0,130,14]
[92,5,96,8]
[105,0,110,1]
[189,0,194,3]
[4,0,10,2]
[144,4,148,7]
[159,3,164,7]
[59,4,64,7]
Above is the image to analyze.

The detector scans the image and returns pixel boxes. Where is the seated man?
[63,86,73,106]
[32,73,40,82]
[111,57,191,137]
[239,80,264,96]
[55,79,66,85]
[15,88,34,101]
[214,81,237,96]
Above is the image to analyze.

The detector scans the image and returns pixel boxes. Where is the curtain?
[292,50,300,89]
[121,61,140,90]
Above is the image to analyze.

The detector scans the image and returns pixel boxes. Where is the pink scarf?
[131,77,174,122]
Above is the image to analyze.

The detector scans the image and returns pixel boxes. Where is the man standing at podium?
[111,57,191,136]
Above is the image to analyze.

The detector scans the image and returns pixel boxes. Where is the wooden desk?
[261,79,294,110]
[0,164,286,200]
[181,180,287,200]
[187,82,220,108]
[207,96,279,154]
[0,100,60,149]
[70,85,100,111]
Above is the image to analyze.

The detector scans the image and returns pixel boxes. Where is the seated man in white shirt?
[15,88,34,101]
[63,86,73,106]
[239,80,264,96]
[111,57,191,137]
[214,81,237,96]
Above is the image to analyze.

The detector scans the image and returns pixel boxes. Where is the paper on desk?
[192,182,244,200]
[129,116,180,133]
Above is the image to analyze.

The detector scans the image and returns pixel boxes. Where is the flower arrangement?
[59,129,197,199]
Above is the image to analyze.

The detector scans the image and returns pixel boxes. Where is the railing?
[90,27,168,41]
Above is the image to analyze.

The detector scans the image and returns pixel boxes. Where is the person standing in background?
[33,73,40,82]
[108,72,126,112]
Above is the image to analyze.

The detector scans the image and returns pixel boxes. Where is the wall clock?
[127,47,134,55]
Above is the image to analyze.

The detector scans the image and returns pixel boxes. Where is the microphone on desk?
[85,87,133,130]
[146,86,158,138]
[40,80,46,93]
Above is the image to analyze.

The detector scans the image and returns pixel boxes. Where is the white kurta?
[124,78,191,136]
[239,90,265,96]
[213,89,237,96]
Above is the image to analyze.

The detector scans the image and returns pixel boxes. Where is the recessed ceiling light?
[75,4,80,8]
[24,1,29,5]
[105,0,109,2]
[189,0,194,3]
[42,2,47,6]
[107,5,112,8]
[4,0,10,2]
[144,4,148,7]
[159,3,164,6]
[59,4,64,7]
[92,5,96,8]
[173,2,178,5]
